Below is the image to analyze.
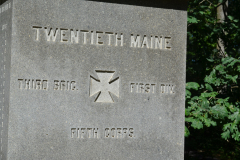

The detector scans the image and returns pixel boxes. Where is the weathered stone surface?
[0,0,187,159]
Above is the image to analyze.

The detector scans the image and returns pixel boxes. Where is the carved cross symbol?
[90,71,119,103]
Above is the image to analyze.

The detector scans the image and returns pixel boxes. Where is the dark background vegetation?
[185,0,240,159]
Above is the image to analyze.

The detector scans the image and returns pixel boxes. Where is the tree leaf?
[186,89,191,97]
[205,84,213,91]
[186,82,200,90]
[188,16,198,23]
[191,120,203,129]
[211,105,229,119]
[226,75,238,83]
[228,111,240,124]
[215,65,224,72]
[237,66,240,72]
[228,15,234,21]
[207,58,214,62]
[221,130,230,140]
[222,57,234,65]
[185,117,195,123]
[185,126,190,137]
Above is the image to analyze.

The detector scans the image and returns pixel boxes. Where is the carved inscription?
[90,71,119,103]
[131,35,171,50]
[18,79,48,90]
[33,26,123,46]
[130,83,156,93]
[71,128,99,139]
[0,2,11,15]
[105,128,134,138]
[130,82,175,94]
[160,84,175,94]
[32,26,173,50]
[54,80,77,91]
[71,128,134,139]
[18,79,77,91]
[0,23,8,159]
[2,24,7,31]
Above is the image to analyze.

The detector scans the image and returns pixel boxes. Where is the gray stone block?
[0,0,187,159]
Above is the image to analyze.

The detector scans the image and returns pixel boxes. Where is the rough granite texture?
[0,0,187,159]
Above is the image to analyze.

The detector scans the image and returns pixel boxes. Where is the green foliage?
[186,0,240,159]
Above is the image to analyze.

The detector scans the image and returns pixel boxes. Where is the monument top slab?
[0,0,188,10]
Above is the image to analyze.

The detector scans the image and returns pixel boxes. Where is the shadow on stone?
[87,0,188,10]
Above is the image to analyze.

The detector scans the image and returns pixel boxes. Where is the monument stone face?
[0,0,187,159]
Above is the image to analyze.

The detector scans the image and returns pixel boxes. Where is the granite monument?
[0,0,187,159]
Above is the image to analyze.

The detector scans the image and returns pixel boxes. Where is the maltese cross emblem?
[90,70,119,103]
